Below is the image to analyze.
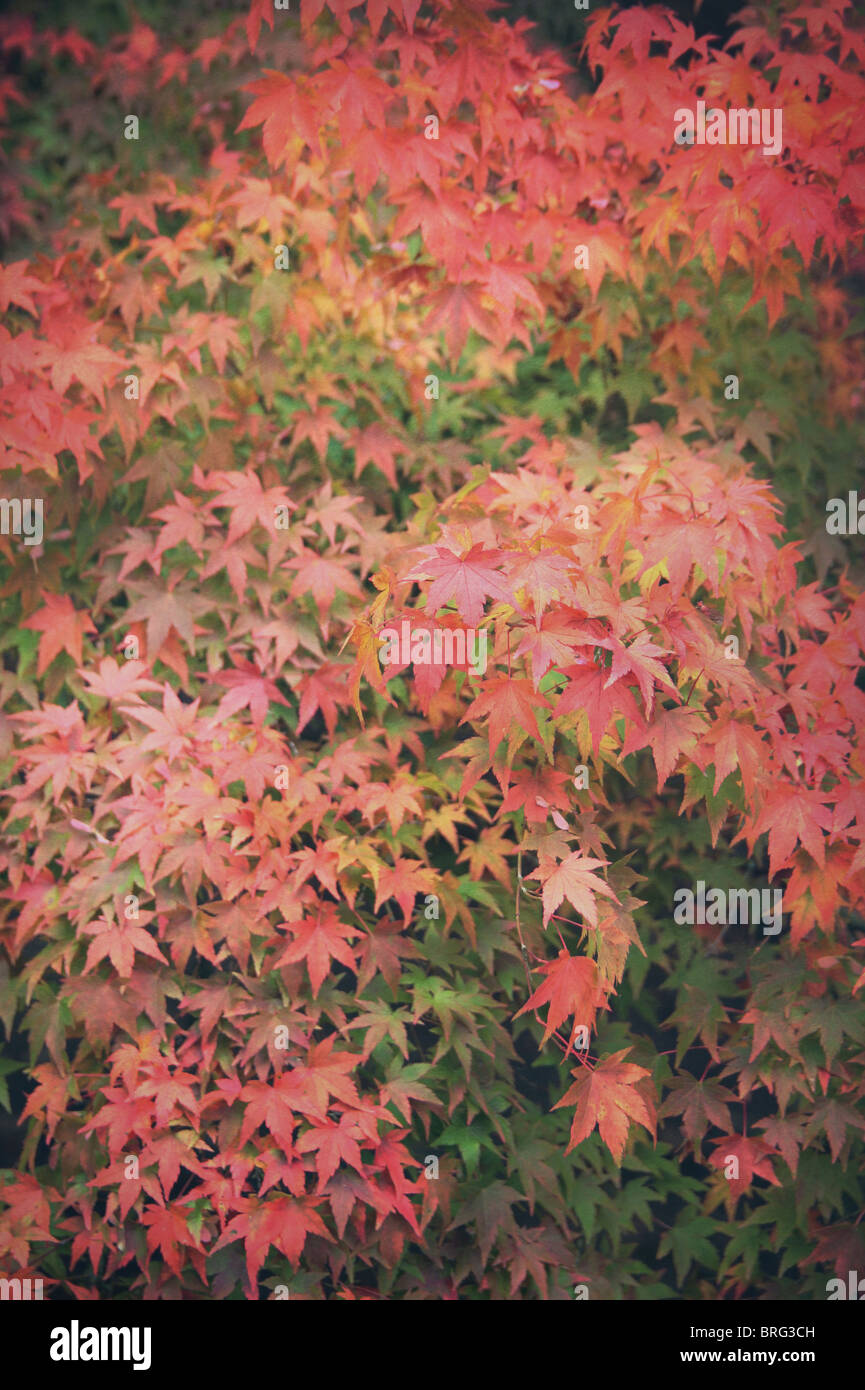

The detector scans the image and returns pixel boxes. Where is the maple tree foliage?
[0,0,863,1300]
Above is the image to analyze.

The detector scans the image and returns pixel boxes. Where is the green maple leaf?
[658,1214,719,1286]
[436,1120,497,1176]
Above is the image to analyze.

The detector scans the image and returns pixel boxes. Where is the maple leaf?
[79,657,161,701]
[406,542,512,626]
[78,1084,154,1156]
[506,549,575,614]
[22,593,96,675]
[291,1037,361,1111]
[746,786,834,875]
[399,208,476,292]
[639,513,721,595]
[708,1135,781,1202]
[118,684,204,758]
[296,1116,365,1189]
[58,974,139,1050]
[347,998,411,1064]
[306,481,365,546]
[149,492,208,560]
[804,1100,865,1164]
[322,1171,360,1240]
[290,842,342,898]
[350,917,422,995]
[514,613,593,686]
[239,0,276,49]
[753,170,835,266]
[347,422,406,487]
[287,403,347,461]
[122,578,212,657]
[419,802,475,852]
[0,1175,57,1267]
[802,1224,865,1281]
[657,1214,720,1288]
[20,1062,73,1142]
[238,69,320,163]
[500,767,574,827]
[0,260,42,315]
[690,710,766,800]
[463,676,551,754]
[666,976,731,1066]
[555,664,642,755]
[447,1182,525,1265]
[48,336,124,405]
[350,777,425,835]
[80,913,168,978]
[658,1078,733,1151]
[594,457,663,559]
[108,191,161,235]
[134,1066,199,1130]
[227,176,293,239]
[483,258,544,320]
[372,856,433,925]
[215,1196,330,1289]
[526,852,618,928]
[206,470,291,545]
[238,1074,313,1152]
[284,549,363,625]
[606,6,674,62]
[457,823,517,888]
[274,906,362,996]
[602,630,676,715]
[211,661,290,725]
[553,1050,657,1161]
[296,662,351,737]
[514,949,602,1045]
[175,254,226,307]
[754,1114,806,1180]
[622,705,706,789]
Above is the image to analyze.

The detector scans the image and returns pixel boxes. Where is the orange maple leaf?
[22,592,96,675]
[553,1049,657,1161]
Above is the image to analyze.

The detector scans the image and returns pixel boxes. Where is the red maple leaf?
[622,705,706,789]
[214,1196,330,1289]
[514,949,603,1044]
[141,1202,203,1278]
[463,676,551,754]
[347,422,407,486]
[80,913,168,979]
[22,593,96,675]
[122,578,212,657]
[296,662,351,738]
[283,550,363,626]
[372,856,433,925]
[406,541,513,626]
[499,767,574,827]
[47,334,124,405]
[553,1050,657,1161]
[555,664,642,754]
[296,1115,366,1189]
[274,905,363,996]
[291,1037,361,1111]
[0,260,42,315]
[211,661,290,725]
[78,657,161,701]
[708,1134,781,1202]
[746,785,834,875]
